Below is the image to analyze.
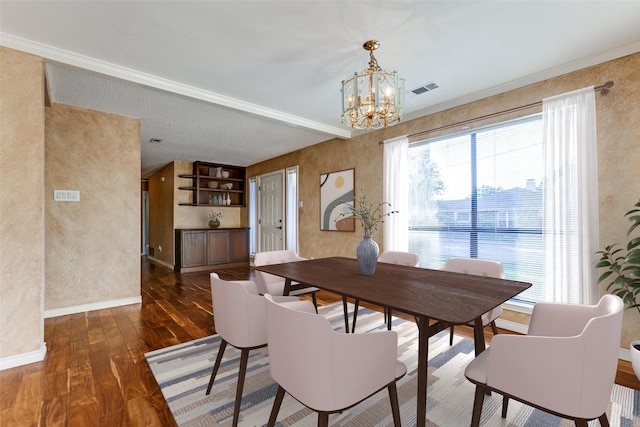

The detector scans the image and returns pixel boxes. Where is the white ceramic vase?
[631,340,640,381]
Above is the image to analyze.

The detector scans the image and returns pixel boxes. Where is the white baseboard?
[43,296,142,319]
[618,347,631,362]
[0,342,46,371]
[495,318,529,334]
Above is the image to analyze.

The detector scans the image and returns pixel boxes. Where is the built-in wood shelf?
[178,161,246,207]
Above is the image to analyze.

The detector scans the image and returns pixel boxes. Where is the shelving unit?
[178,161,246,207]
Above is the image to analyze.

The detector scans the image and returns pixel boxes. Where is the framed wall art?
[320,168,355,231]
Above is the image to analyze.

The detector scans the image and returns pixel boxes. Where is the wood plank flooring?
[1,257,638,426]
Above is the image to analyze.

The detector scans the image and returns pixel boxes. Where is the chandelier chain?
[368,50,381,72]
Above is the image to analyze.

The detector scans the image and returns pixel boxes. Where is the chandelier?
[341,40,405,130]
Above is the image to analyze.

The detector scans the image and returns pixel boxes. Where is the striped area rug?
[145,302,639,426]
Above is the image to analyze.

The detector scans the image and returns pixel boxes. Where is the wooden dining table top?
[256,256,532,325]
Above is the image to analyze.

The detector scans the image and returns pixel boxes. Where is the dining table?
[256,256,532,427]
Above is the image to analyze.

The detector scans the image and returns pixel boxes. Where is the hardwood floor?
[1,257,638,426]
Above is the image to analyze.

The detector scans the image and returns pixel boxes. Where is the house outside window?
[408,115,544,304]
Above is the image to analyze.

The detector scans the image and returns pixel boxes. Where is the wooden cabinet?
[178,161,246,207]
[178,230,207,268]
[175,228,249,272]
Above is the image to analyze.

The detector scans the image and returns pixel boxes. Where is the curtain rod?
[379,81,614,145]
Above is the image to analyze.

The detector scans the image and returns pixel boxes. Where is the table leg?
[473,317,486,356]
[283,278,292,296]
[416,315,430,427]
[342,296,350,333]
[473,317,492,397]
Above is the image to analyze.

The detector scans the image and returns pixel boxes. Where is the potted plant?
[206,210,223,229]
[338,191,397,275]
[596,199,640,380]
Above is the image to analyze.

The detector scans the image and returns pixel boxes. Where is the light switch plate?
[54,190,80,202]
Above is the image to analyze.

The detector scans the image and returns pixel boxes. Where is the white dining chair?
[442,257,504,345]
[206,273,303,426]
[254,250,319,309]
[465,294,624,427]
[264,294,407,427]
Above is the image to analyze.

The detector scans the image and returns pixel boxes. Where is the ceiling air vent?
[410,82,439,95]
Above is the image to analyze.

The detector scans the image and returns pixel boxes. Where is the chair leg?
[449,325,455,345]
[501,396,509,418]
[388,382,401,427]
[317,412,329,427]
[351,299,360,333]
[231,348,250,427]
[490,320,499,336]
[267,385,286,427]
[386,308,392,330]
[312,292,318,313]
[470,385,486,427]
[342,296,350,333]
[598,413,609,427]
[574,420,588,427]
[206,339,228,394]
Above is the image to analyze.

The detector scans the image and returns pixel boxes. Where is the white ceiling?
[2,1,640,178]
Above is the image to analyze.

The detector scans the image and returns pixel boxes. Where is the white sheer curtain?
[542,86,599,304]
[383,135,409,251]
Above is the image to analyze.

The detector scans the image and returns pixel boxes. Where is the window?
[285,166,298,252]
[409,115,543,304]
[248,177,257,255]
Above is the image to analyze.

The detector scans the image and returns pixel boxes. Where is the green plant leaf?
[613,254,626,264]
[627,237,640,250]
[626,266,640,278]
[591,198,639,314]
[597,270,613,283]
[626,251,640,264]
[627,218,640,235]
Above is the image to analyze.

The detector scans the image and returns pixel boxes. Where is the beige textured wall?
[248,52,640,348]
[0,47,45,359]
[45,103,141,309]
[148,160,243,267]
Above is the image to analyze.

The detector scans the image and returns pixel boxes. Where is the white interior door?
[259,171,285,252]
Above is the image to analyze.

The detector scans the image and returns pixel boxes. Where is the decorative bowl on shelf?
[221,171,230,178]
[208,181,219,189]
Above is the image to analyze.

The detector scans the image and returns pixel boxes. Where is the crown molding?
[1,33,352,140]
